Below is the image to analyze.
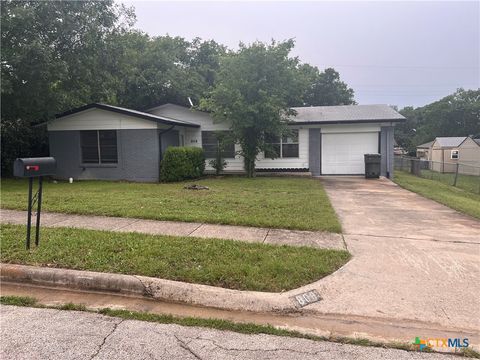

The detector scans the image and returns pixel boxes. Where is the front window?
[451,150,459,159]
[80,130,118,164]
[265,129,299,158]
[201,131,235,158]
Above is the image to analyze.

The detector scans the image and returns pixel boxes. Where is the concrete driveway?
[307,177,480,335]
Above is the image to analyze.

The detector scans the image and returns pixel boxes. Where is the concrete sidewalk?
[0,209,345,250]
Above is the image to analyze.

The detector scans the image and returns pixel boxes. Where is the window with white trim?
[451,150,459,159]
[80,130,118,164]
[265,130,299,158]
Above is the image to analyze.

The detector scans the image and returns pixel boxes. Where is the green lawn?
[0,224,350,292]
[0,177,341,232]
[394,171,480,219]
[418,169,480,195]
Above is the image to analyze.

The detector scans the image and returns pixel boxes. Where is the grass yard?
[0,177,341,232]
[394,171,480,219]
[418,169,480,195]
[0,224,350,292]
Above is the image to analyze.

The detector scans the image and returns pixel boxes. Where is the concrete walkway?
[0,209,345,250]
[1,305,458,359]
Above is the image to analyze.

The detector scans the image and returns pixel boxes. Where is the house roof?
[474,138,480,146]
[417,140,434,149]
[146,103,211,123]
[54,103,200,128]
[146,103,406,125]
[434,137,467,148]
[290,104,405,124]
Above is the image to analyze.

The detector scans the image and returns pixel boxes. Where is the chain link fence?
[394,156,480,194]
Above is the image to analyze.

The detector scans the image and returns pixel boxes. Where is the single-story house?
[419,137,480,173]
[416,140,434,160]
[47,103,405,182]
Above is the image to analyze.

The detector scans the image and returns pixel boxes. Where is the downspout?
[386,125,391,178]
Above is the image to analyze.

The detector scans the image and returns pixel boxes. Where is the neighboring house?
[393,139,407,156]
[429,137,480,173]
[416,140,434,160]
[47,103,405,182]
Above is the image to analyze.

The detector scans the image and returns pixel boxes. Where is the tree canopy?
[1,1,355,176]
[397,89,480,154]
[200,40,305,177]
[297,65,355,106]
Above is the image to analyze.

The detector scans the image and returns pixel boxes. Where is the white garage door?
[322,132,379,175]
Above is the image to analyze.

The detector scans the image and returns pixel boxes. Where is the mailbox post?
[13,157,56,249]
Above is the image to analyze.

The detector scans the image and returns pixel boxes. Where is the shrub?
[208,132,228,175]
[160,147,205,182]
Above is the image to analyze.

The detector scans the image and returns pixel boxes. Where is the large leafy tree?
[397,89,480,154]
[1,0,134,121]
[298,65,355,106]
[201,40,305,177]
[116,35,226,110]
[1,0,134,174]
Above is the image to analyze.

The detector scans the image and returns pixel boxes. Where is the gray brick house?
[47,103,405,181]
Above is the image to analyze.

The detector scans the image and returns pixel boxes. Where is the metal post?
[453,163,459,187]
[35,176,43,246]
[26,177,33,250]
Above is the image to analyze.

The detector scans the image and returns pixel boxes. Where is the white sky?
[121,1,480,108]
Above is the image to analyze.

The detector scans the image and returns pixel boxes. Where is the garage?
[322,132,379,175]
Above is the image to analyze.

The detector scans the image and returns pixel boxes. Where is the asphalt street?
[1,305,458,360]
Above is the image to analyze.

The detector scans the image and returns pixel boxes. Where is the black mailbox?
[13,157,56,250]
[14,157,56,178]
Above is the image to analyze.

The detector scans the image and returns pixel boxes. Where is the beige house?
[429,137,480,174]
[416,140,434,160]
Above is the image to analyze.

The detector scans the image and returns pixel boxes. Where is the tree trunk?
[243,129,258,178]
[244,156,255,178]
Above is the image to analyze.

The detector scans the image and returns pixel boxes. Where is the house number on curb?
[291,290,322,308]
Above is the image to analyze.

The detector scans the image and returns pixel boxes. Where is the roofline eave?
[291,118,406,125]
[53,103,200,128]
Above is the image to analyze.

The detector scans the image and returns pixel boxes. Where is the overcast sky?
[121,1,479,109]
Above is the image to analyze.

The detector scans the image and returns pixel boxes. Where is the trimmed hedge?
[160,147,205,182]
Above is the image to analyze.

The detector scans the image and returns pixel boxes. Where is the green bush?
[160,147,205,182]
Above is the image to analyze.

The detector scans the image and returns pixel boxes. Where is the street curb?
[1,263,144,296]
[0,264,295,313]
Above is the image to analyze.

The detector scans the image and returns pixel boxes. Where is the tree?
[111,34,226,110]
[201,40,304,177]
[1,0,135,175]
[297,65,355,106]
[394,106,418,155]
[397,89,480,154]
[208,132,228,176]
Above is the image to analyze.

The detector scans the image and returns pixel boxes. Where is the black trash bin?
[364,154,381,179]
